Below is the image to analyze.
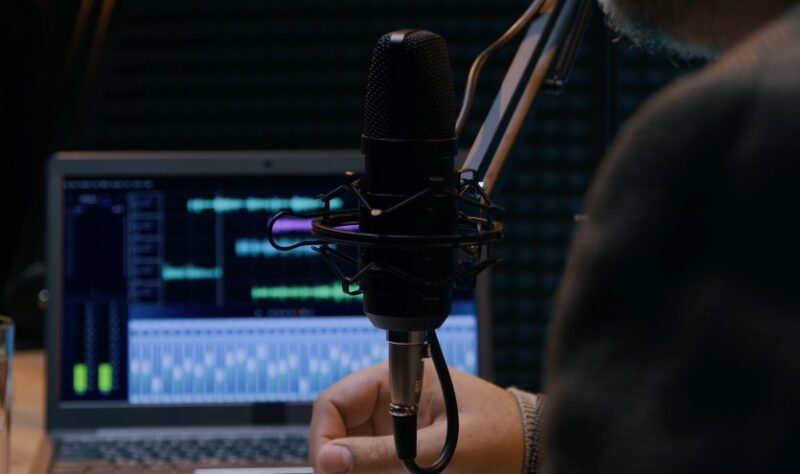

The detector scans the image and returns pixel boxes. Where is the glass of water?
[0,316,12,474]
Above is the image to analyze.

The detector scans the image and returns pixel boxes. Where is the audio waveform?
[162,264,223,282]
[250,282,361,302]
[186,196,343,214]
[270,218,314,234]
[234,238,319,258]
[269,217,359,235]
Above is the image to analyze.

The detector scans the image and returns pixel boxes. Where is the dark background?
[0,0,697,391]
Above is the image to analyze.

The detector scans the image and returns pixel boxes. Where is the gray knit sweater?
[508,389,544,473]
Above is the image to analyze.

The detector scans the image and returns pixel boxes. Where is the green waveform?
[162,264,223,281]
[186,196,344,214]
[250,282,362,302]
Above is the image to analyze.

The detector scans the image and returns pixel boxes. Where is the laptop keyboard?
[53,435,308,473]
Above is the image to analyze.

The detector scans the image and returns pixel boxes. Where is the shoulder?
[603,54,755,179]
[609,4,800,165]
[586,10,800,218]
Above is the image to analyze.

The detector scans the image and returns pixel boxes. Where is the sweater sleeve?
[508,388,546,474]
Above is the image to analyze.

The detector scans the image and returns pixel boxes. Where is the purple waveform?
[270,218,314,234]
[269,217,358,234]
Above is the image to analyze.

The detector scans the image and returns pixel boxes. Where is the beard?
[596,0,722,59]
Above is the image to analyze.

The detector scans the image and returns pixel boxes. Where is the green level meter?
[98,363,113,393]
[73,363,88,394]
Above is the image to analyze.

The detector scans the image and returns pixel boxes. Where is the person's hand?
[309,361,524,474]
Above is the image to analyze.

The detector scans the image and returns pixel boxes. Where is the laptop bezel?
[46,150,493,430]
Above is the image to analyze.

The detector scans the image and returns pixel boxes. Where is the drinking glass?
[0,316,13,474]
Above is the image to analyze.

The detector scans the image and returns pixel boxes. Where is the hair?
[597,0,724,59]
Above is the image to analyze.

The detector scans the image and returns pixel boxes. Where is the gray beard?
[596,0,720,59]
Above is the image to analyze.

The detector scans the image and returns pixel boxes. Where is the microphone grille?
[363,30,456,141]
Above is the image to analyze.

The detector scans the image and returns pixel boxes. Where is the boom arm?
[463,0,594,196]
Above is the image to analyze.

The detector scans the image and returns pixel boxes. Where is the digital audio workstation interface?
[61,175,478,405]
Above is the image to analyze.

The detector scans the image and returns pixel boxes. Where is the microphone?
[268,2,592,470]
[361,29,457,332]
[360,29,458,467]
[268,28,504,472]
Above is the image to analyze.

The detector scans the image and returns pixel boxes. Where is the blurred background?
[0,0,696,391]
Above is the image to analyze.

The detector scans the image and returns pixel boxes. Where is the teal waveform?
[251,282,361,302]
[162,264,223,281]
[186,196,343,214]
[234,238,320,258]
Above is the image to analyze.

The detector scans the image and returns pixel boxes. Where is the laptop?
[44,151,492,474]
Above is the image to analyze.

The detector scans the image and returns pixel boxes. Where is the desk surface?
[11,351,46,474]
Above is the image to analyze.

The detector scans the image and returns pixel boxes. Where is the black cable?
[393,331,459,474]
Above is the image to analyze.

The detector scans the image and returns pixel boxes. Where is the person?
[309,0,800,472]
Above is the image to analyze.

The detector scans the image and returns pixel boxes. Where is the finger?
[316,435,405,474]
[408,411,521,473]
[317,408,515,474]
[309,363,394,465]
[315,420,453,474]
[417,409,523,474]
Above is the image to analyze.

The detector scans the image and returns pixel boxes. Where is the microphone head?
[363,30,456,141]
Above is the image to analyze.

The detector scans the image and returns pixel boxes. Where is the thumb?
[316,435,406,474]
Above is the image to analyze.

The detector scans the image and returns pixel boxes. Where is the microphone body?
[360,30,458,333]
[360,147,457,331]
[359,30,458,465]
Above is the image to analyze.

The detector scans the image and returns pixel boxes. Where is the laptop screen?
[59,174,478,406]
